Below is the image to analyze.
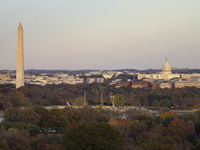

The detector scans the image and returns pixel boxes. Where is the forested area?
[1,84,200,149]
[1,106,200,149]
[1,83,200,111]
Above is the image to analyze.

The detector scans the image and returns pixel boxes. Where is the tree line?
[1,83,200,111]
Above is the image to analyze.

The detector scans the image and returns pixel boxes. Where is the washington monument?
[16,22,24,88]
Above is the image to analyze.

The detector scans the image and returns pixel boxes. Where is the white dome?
[162,58,171,74]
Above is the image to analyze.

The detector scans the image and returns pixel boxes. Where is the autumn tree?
[2,128,31,150]
[167,117,196,141]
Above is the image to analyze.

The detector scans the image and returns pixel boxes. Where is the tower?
[16,22,24,88]
[84,92,87,106]
[99,93,104,110]
[100,93,104,106]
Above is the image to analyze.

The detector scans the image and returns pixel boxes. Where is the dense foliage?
[1,83,200,110]
[1,84,200,149]
[1,106,200,149]
[62,122,125,150]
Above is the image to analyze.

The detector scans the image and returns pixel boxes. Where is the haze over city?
[1,0,200,70]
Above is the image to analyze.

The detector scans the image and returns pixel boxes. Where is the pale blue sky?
[1,0,200,70]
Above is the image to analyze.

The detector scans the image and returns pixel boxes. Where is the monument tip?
[18,22,22,28]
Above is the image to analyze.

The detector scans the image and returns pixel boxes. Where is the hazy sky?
[1,0,200,70]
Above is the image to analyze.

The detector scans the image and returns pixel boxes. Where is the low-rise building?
[116,81,130,88]
[85,70,123,79]
[4,79,16,84]
[86,78,104,84]
[62,77,84,85]
[159,82,172,89]
[29,80,45,86]
[131,81,150,88]
[174,81,200,88]
[116,81,150,88]
[181,74,200,81]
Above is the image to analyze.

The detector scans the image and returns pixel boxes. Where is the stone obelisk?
[16,22,24,88]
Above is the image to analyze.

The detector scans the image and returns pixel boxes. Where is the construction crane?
[66,102,71,107]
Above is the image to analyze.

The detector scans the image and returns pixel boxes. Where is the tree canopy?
[62,122,125,150]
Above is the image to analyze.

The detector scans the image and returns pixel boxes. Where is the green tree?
[73,97,85,107]
[92,88,99,96]
[114,94,124,107]
[62,122,125,150]
[5,107,41,126]
[42,109,68,133]
[20,97,32,106]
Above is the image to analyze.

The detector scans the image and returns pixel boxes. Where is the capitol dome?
[162,58,172,74]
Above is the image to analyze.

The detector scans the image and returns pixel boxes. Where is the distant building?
[174,81,200,88]
[131,81,150,88]
[62,76,84,85]
[85,70,123,79]
[29,80,44,86]
[116,81,130,88]
[0,79,3,84]
[4,79,16,84]
[86,78,104,84]
[95,78,104,83]
[116,81,150,88]
[159,82,172,89]
[0,74,11,81]
[0,74,16,85]
[109,79,122,85]
[181,74,200,81]
[137,58,180,81]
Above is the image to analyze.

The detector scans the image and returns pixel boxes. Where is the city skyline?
[1,0,200,70]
